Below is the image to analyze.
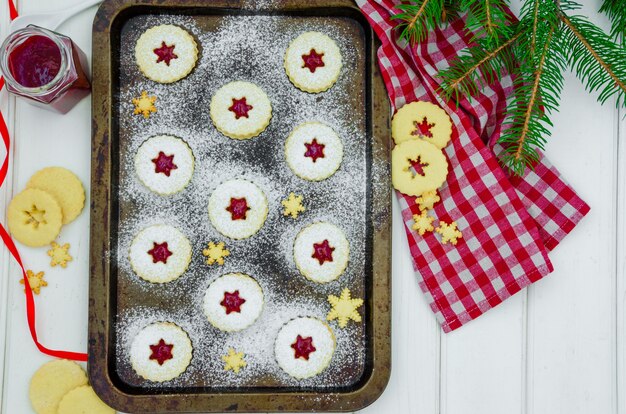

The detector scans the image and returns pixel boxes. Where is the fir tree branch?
[599,0,626,41]
[461,0,513,47]
[392,0,445,44]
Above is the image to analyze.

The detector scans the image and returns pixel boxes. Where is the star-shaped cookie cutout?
[327,288,364,328]
[436,221,463,245]
[281,192,305,219]
[132,91,157,119]
[47,241,72,268]
[415,190,440,211]
[20,270,47,295]
[412,210,435,235]
[202,241,230,265]
[222,348,247,373]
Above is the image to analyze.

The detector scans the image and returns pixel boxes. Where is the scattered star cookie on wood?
[222,348,247,373]
[415,189,440,211]
[202,241,230,266]
[436,221,463,245]
[282,192,305,219]
[48,242,73,268]
[132,91,158,119]
[327,288,364,328]
[21,270,47,294]
[412,210,435,235]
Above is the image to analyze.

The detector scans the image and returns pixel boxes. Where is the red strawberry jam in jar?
[0,25,90,114]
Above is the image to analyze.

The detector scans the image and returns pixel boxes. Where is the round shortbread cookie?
[8,188,63,247]
[203,273,264,332]
[134,135,195,195]
[284,32,342,93]
[130,322,193,382]
[392,101,453,149]
[392,139,448,197]
[293,222,349,283]
[135,24,198,84]
[26,167,85,225]
[129,224,192,283]
[57,385,114,414]
[208,179,268,240]
[210,81,272,140]
[29,359,88,414]
[285,122,343,181]
[274,317,336,379]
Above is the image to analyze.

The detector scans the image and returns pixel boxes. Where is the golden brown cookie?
[26,167,85,224]
[392,101,453,149]
[8,188,63,247]
[392,139,448,197]
[57,385,115,414]
[29,360,88,414]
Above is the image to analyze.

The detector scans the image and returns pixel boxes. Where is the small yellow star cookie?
[20,270,47,294]
[202,241,230,265]
[132,91,157,119]
[281,192,305,219]
[436,221,463,245]
[412,211,435,235]
[48,242,73,268]
[327,288,364,328]
[416,190,440,211]
[222,348,247,373]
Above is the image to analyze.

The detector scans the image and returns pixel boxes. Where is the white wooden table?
[0,0,623,413]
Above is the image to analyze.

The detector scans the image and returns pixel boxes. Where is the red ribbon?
[0,0,88,361]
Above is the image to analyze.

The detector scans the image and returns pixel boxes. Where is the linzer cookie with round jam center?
[274,317,336,379]
[210,81,272,140]
[284,32,342,93]
[285,122,344,181]
[135,24,198,83]
[134,135,195,195]
[203,273,264,332]
[129,224,192,283]
[293,222,350,283]
[130,322,193,382]
[208,178,269,240]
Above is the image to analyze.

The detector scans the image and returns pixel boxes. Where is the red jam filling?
[228,97,253,119]
[149,338,174,365]
[152,151,178,176]
[226,197,250,220]
[312,239,335,265]
[409,156,429,177]
[148,242,173,264]
[8,35,62,88]
[291,335,316,360]
[301,48,325,73]
[412,117,435,138]
[304,138,325,163]
[220,290,246,314]
[153,41,178,66]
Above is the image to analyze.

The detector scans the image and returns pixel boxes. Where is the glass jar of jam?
[0,25,90,114]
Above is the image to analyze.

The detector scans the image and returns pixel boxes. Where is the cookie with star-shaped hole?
[392,139,448,197]
[130,322,193,382]
[274,317,336,379]
[285,122,344,181]
[135,25,198,84]
[284,32,343,93]
[210,81,272,140]
[129,224,192,284]
[135,135,194,196]
[208,178,269,240]
[8,188,63,247]
[392,101,453,149]
[293,222,350,283]
[203,273,264,332]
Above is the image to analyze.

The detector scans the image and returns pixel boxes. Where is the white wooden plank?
[1,1,97,413]
[616,107,626,414]
[525,69,618,414]
[362,197,441,414]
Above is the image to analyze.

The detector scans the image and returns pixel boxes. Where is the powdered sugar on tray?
[113,11,371,390]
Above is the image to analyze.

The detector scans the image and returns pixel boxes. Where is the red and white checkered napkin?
[357,0,590,332]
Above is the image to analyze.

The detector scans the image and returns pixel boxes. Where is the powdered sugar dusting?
[113,10,371,391]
